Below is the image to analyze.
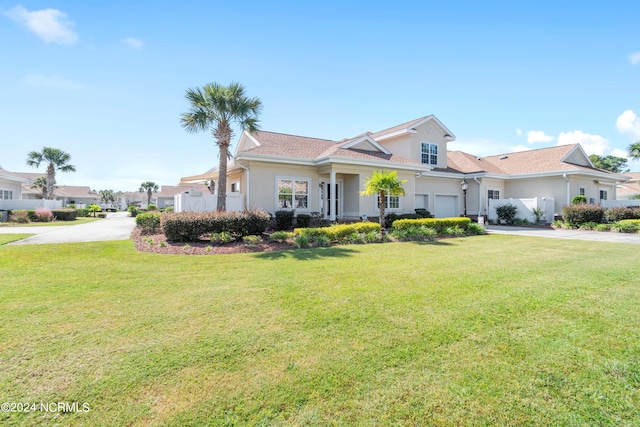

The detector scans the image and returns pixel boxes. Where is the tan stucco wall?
[415,176,467,216]
[504,177,567,214]
[377,120,450,169]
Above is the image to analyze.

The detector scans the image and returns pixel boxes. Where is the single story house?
[181,115,628,219]
[0,168,29,200]
[616,173,640,200]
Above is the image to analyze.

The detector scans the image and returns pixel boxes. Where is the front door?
[320,182,341,218]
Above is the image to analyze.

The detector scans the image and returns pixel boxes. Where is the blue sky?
[2,1,639,191]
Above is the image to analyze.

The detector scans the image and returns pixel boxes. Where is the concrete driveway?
[4,212,136,245]
[486,225,640,244]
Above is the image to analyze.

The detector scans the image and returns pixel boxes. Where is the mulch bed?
[131,228,292,255]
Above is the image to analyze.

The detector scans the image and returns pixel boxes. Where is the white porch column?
[329,171,336,221]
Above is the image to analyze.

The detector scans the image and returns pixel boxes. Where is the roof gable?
[561,144,593,168]
[339,135,391,154]
[370,115,456,142]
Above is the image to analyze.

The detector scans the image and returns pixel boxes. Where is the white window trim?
[487,188,501,200]
[275,176,311,212]
[0,189,14,200]
[579,187,586,196]
[374,194,403,212]
[420,141,438,166]
[599,188,608,201]
[230,181,240,193]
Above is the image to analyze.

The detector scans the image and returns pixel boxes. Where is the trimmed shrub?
[269,231,294,243]
[136,212,161,235]
[572,195,587,204]
[76,208,89,217]
[605,207,638,223]
[392,217,471,232]
[443,225,466,237]
[496,203,518,225]
[579,221,599,230]
[9,210,29,223]
[128,206,138,217]
[312,234,331,247]
[562,204,604,227]
[595,224,611,232]
[210,232,235,245]
[391,226,438,242]
[162,209,270,242]
[243,235,262,248]
[34,208,54,222]
[466,223,486,235]
[296,214,311,228]
[147,204,158,211]
[275,210,295,230]
[52,208,77,221]
[294,234,310,249]
[163,206,174,213]
[294,222,381,243]
[415,209,432,218]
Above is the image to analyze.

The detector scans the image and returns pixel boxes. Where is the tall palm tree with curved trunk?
[629,142,640,161]
[360,170,407,230]
[139,181,159,206]
[26,147,76,200]
[181,82,262,211]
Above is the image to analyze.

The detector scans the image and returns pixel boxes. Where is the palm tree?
[139,181,159,206]
[629,142,640,161]
[25,147,76,200]
[30,176,49,199]
[181,82,262,211]
[99,189,115,205]
[360,170,407,230]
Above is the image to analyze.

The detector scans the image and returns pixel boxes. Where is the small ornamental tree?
[360,170,407,230]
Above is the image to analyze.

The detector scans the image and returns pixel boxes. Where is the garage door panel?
[434,195,458,218]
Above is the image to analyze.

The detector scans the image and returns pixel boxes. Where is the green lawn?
[0,234,34,245]
[0,217,102,228]
[1,236,638,426]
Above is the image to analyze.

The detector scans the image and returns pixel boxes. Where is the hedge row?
[391,217,471,231]
[136,212,162,235]
[561,204,605,227]
[294,222,381,242]
[161,210,270,241]
[604,206,640,222]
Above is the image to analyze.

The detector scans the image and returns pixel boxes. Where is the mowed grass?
[0,234,33,245]
[1,236,639,426]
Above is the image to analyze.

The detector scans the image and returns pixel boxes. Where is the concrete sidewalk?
[486,225,640,244]
[5,212,136,245]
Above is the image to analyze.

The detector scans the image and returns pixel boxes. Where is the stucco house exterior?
[0,168,29,200]
[181,115,627,220]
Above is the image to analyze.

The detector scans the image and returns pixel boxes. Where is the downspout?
[563,173,570,206]
[473,176,482,217]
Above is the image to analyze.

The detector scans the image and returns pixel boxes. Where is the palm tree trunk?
[214,122,233,212]
[147,189,152,205]
[46,164,56,200]
[379,191,386,230]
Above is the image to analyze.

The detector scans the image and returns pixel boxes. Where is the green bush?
[579,221,599,230]
[163,206,174,213]
[136,212,162,234]
[595,224,611,232]
[162,210,270,242]
[51,208,77,221]
[390,226,438,242]
[242,235,263,248]
[612,221,638,233]
[296,214,311,228]
[147,204,158,211]
[443,225,466,237]
[76,208,89,217]
[572,195,587,204]
[275,210,295,230]
[414,209,432,218]
[466,223,486,235]
[496,203,518,225]
[210,232,235,245]
[363,231,382,243]
[294,222,381,243]
[269,231,294,243]
[127,206,138,217]
[294,234,309,249]
[604,207,638,223]
[312,234,331,247]
[385,213,422,228]
[392,217,471,232]
[562,204,604,227]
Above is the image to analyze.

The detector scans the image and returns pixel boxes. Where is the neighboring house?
[153,184,213,209]
[616,172,640,200]
[0,168,29,200]
[180,115,628,219]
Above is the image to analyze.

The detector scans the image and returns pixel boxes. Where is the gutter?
[563,173,570,205]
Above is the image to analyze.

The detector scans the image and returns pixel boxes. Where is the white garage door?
[434,195,458,218]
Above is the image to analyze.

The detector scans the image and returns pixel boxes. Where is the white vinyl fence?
[174,191,244,213]
[488,197,555,224]
[0,199,63,211]
[602,199,640,208]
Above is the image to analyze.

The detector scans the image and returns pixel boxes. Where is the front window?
[278,178,309,210]
[579,187,585,196]
[377,194,401,211]
[488,189,500,200]
[599,190,608,201]
[421,143,438,165]
[1,190,13,200]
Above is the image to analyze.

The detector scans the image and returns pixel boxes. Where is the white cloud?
[527,130,554,144]
[557,130,609,155]
[4,5,78,44]
[24,73,84,90]
[516,128,522,136]
[122,37,144,50]
[629,52,640,65]
[611,148,629,158]
[615,110,640,140]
